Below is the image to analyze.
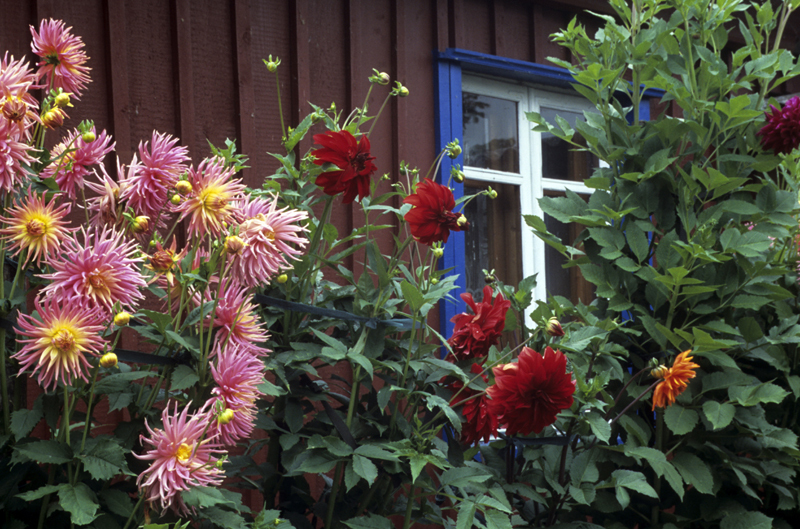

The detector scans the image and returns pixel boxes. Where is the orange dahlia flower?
[651,350,699,410]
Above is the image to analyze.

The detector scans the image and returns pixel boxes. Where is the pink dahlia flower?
[85,161,129,229]
[30,19,91,97]
[175,157,245,238]
[41,227,145,315]
[0,52,39,137]
[209,344,265,445]
[41,127,115,199]
[231,195,308,287]
[135,402,225,516]
[758,96,800,155]
[209,279,270,357]
[0,190,75,266]
[120,131,189,219]
[0,120,36,193]
[13,296,106,391]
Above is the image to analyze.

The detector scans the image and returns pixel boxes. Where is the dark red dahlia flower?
[488,346,575,436]
[311,130,377,203]
[449,363,498,446]
[448,285,511,360]
[403,178,468,244]
[758,96,800,155]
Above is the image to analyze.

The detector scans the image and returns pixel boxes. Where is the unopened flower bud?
[218,408,235,424]
[651,365,669,379]
[430,278,439,285]
[114,311,131,327]
[545,317,564,337]
[276,273,288,284]
[54,92,72,108]
[487,187,498,199]
[224,235,246,255]
[170,194,181,205]
[432,247,444,258]
[42,108,65,129]
[149,239,157,248]
[264,55,281,73]
[484,272,495,283]
[457,214,467,227]
[2,97,26,122]
[175,180,193,195]
[216,459,225,469]
[448,145,462,158]
[99,352,118,368]
[398,86,409,97]
[370,70,390,85]
[132,216,149,233]
[451,168,465,183]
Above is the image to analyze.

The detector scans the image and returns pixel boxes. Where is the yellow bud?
[41,108,65,129]
[81,131,96,143]
[430,278,439,285]
[54,92,72,108]
[170,194,181,205]
[276,273,288,284]
[488,188,498,199]
[218,408,235,424]
[651,365,669,379]
[224,235,247,255]
[132,216,149,233]
[175,180,193,195]
[100,352,118,368]
[398,86,409,97]
[114,311,131,327]
[457,214,467,226]
[432,247,444,258]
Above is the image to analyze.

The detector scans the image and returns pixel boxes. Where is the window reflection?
[463,93,519,173]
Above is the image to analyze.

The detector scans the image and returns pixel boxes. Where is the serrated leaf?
[484,508,514,529]
[671,452,713,495]
[16,484,64,502]
[99,488,134,518]
[58,482,99,526]
[204,507,248,529]
[729,382,788,407]
[456,501,477,529]
[107,392,134,412]
[613,469,658,498]
[343,513,394,529]
[94,372,151,395]
[11,396,43,439]
[352,455,378,485]
[664,405,698,435]
[702,401,736,430]
[170,364,199,391]
[182,486,237,509]
[440,466,491,488]
[585,410,611,442]
[81,438,131,480]
[15,439,73,464]
[344,460,360,491]
[720,511,773,529]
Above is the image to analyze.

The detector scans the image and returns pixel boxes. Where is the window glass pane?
[543,191,595,306]
[540,107,597,182]
[462,92,519,173]
[463,182,522,301]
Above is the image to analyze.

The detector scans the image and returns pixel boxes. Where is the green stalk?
[73,363,102,485]
[274,70,286,141]
[0,329,8,435]
[650,409,664,525]
[401,485,415,529]
[367,93,393,138]
[121,494,146,529]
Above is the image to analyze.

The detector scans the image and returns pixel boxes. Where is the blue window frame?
[434,48,663,339]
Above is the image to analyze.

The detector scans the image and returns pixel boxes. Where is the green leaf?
[58,482,99,526]
[720,511,773,529]
[613,469,658,498]
[624,446,684,500]
[585,410,611,443]
[400,280,425,313]
[738,317,764,343]
[165,330,200,355]
[204,507,248,529]
[729,382,789,407]
[352,455,378,485]
[81,437,132,480]
[671,452,713,495]
[343,514,394,529]
[702,401,736,430]
[409,454,428,484]
[94,372,151,395]
[170,365,199,391]
[456,501,477,529]
[107,392,134,412]
[15,439,73,464]
[664,405,698,435]
[308,435,352,457]
[354,444,399,461]
[484,508,514,529]
[99,489,134,518]
[16,484,64,502]
[11,396,43,439]
[626,223,650,263]
[344,460,360,492]
[440,466,491,488]
[182,486,237,509]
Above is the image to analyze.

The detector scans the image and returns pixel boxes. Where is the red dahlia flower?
[403,178,469,244]
[449,363,498,446]
[488,346,575,436]
[758,96,800,155]
[311,130,376,203]
[448,285,510,360]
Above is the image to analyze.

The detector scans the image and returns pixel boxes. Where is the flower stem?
[275,70,286,141]
[121,494,146,529]
[608,380,660,429]
[367,93,393,138]
[0,328,8,435]
[401,485,415,529]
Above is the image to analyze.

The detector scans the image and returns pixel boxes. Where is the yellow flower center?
[51,328,76,354]
[175,443,193,462]
[200,189,227,212]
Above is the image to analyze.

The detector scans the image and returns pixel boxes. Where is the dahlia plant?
[3,2,800,529]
